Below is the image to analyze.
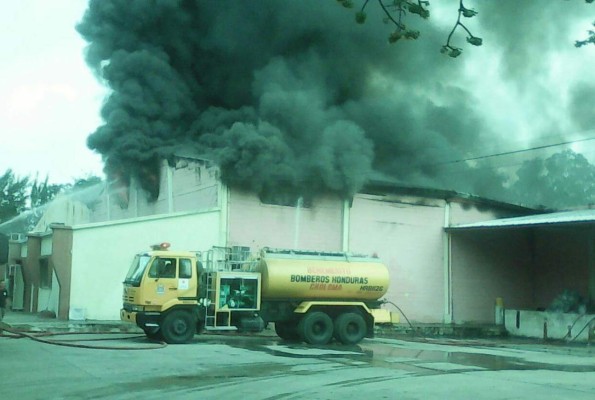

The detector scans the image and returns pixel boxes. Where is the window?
[148,258,177,279]
[179,259,192,278]
[39,258,51,289]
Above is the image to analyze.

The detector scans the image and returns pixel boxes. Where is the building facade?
[6,157,539,323]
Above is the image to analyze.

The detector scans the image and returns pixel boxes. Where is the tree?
[511,150,595,209]
[575,21,595,47]
[30,175,65,209]
[340,0,594,57]
[0,169,104,234]
[0,170,29,224]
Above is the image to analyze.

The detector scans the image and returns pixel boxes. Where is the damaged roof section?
[363,175,542,216]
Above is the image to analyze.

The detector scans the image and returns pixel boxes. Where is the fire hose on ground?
[0,321,168,350]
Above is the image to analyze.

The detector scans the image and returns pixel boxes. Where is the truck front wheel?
[143,327,162,341]
[161,310,196,344]
[334,312,367,345]
[298,311,333,345]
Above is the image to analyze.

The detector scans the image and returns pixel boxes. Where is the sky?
[0,0,106,184]
[1,0,594,200]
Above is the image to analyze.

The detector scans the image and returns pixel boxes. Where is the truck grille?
[123,287,136,303]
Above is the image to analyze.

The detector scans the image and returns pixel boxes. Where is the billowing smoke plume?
[76,0,592,204]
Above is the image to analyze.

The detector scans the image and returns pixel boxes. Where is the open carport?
[447,209,595,342]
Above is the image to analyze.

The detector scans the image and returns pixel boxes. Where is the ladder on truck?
[203,272,236,331]
[201,246,256,331]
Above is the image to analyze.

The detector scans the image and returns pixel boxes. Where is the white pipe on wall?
[589,227,595,307]
[167,164,174,213]
[294,197,303,249]
[218,182,229,247]
[342,199,350,252]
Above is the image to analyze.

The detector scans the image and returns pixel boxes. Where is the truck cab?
[121,244,263,343]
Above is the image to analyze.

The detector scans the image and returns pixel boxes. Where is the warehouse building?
[5,156,592,338]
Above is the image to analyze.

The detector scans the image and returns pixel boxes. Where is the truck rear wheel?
[274,321,300,341]
[161,310,196,344]
[298,311,333,345]
[333,312,367,345]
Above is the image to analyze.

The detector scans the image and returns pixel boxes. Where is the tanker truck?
[120,244,397,345]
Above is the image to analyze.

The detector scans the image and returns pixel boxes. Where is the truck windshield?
[124,255,151,287]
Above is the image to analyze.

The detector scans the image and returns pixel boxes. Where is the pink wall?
[228,190,344,252]
[171,160,219,212]
[450,229,535,323]
[349,195,446,322]
[227,189,538,324]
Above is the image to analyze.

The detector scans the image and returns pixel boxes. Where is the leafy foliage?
[30,175,64,209]
[511,150,595,209]
[0,170,29,224]
[342,0,593,57]
[575,21,595,47]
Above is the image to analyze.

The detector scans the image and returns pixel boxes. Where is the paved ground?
[2,312,594,399]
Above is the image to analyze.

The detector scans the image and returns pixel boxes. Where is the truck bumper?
[120,308,137,324]
[121,308,161,331]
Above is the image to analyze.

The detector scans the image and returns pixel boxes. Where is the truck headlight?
[131,305,145,312]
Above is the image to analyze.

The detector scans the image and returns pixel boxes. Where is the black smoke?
[76,0,591,204]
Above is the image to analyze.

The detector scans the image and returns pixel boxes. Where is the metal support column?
[443,200,453,324]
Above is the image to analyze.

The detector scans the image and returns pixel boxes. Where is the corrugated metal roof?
[448,208,595,230]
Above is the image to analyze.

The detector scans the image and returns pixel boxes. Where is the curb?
[2,321,143,334]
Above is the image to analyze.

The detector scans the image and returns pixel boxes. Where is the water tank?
[256,252,389,301]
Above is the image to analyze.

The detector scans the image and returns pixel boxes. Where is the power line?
[436,136,595,165]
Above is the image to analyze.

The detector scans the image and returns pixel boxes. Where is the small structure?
[449,210,595,342]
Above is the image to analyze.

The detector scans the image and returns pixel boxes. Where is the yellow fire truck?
[121,244,396,344]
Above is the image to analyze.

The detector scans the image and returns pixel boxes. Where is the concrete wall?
[37,271,59,315]
[68,210,221,320]
[36,235,57,315]
[33,197,91,233]
[349,194,446,323]
[90,159,219,224]
[505,309,595,342]
[5,240,26,308]
[22,236,41,313]
[227,190,344,252]
[7,232,72,318]
[41,236,52,257]
[171,160,219,212]
[51,228,73,319]
[450,229,535,323]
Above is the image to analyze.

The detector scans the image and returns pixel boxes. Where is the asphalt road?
[2,331,595,400]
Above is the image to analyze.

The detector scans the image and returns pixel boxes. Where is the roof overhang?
[447,209,595,232]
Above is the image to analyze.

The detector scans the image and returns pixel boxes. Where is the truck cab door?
[143,257,195,307]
